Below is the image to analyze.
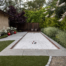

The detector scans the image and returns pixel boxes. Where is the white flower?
[45,14,49,17]
[14,27,17,30]
[45,8,48,10]
[50,14,56,18]
[62,12,66,15]
[43,11,47,14]
[62,14,65,18]
[10,27,13,30]
[59,2,65,7]
[4,29,7,33]
[7,7,9,10]
[51,8,55,11]
[7,27,10,30]
[56,0,60,6]
[58,18,63,22]
[61,12,66,18]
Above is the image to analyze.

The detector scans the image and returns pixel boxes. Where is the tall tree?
[23,0,45,10]
[0,0,23,12]
[7,6,27,24]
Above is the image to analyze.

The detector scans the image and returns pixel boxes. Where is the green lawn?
[0,40,14,52]
[0,56,49,66]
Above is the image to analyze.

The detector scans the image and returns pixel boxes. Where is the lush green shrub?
[39,17,60,29]
[41,28,44,32]
[25,8,46,23]
[42,27,59,37]
[59,16,66,31]
[56,31,66,47]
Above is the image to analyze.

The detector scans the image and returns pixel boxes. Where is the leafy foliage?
[25,8,45,23]
[59,16,66,31]
[42,27,59,37]
[7,6,27,23]
[56,31,66,47]
[39,17,60,28]
[41,27,66,48]
[24,0,45,10]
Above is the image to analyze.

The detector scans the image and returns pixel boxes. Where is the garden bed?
[41,27,66,48]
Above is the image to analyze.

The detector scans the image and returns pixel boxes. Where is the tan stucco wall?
[0,13,9,30]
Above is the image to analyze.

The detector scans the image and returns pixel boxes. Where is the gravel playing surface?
[13,32,57,49]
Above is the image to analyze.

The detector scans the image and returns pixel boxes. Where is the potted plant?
[10,27,14,35]
[14,27,17,34]
[7,31,11,36]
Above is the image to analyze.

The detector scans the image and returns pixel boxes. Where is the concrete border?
[10,32,28,49]
[45,56,52,66]
[41,32,60,49]
[41,32,65,50]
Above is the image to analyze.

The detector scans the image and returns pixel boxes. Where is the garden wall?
[0,10,9,30]
[10,23,40,31]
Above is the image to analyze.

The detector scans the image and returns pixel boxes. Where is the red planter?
[14,31,16,34]
[7,33,11,36]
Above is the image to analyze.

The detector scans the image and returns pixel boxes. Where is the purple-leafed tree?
[7,6,27,24]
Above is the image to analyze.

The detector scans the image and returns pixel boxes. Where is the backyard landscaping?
[0,56,49,66]
[0,40,14,52]
[0,27,17,39]
[0,0,66,66]
[41,27,66,48]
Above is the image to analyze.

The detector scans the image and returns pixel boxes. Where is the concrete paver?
[22,49,48,56]
[0,49,23,56]
[46,50,66,56]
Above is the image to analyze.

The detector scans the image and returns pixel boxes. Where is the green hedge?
[42,27,59,37]
[41,27,66,48]
[56,31,66,47]
[39,17,60,28]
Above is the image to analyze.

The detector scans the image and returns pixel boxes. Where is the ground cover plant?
[0,34,8,39]
[43,27,59,37]
[0,56,49,66]
[56,31,66,47]
[0,40,14,52]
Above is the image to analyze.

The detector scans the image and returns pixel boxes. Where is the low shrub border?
[41,27,66,48]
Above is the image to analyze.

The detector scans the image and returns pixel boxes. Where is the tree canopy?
[23,0,45,10]
[7,6,27,24]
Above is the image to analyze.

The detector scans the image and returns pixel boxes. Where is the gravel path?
[50,56,66,66]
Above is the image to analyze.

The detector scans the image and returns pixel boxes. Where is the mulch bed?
[50,56,66,66]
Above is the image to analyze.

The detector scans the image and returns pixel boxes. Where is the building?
[0,10,9,30]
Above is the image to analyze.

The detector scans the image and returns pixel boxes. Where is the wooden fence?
[10,23,40,31]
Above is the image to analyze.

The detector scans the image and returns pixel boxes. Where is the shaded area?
[10,23,40,31]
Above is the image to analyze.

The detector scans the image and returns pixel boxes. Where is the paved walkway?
[0,32,66,56]
[0,32,27,41]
